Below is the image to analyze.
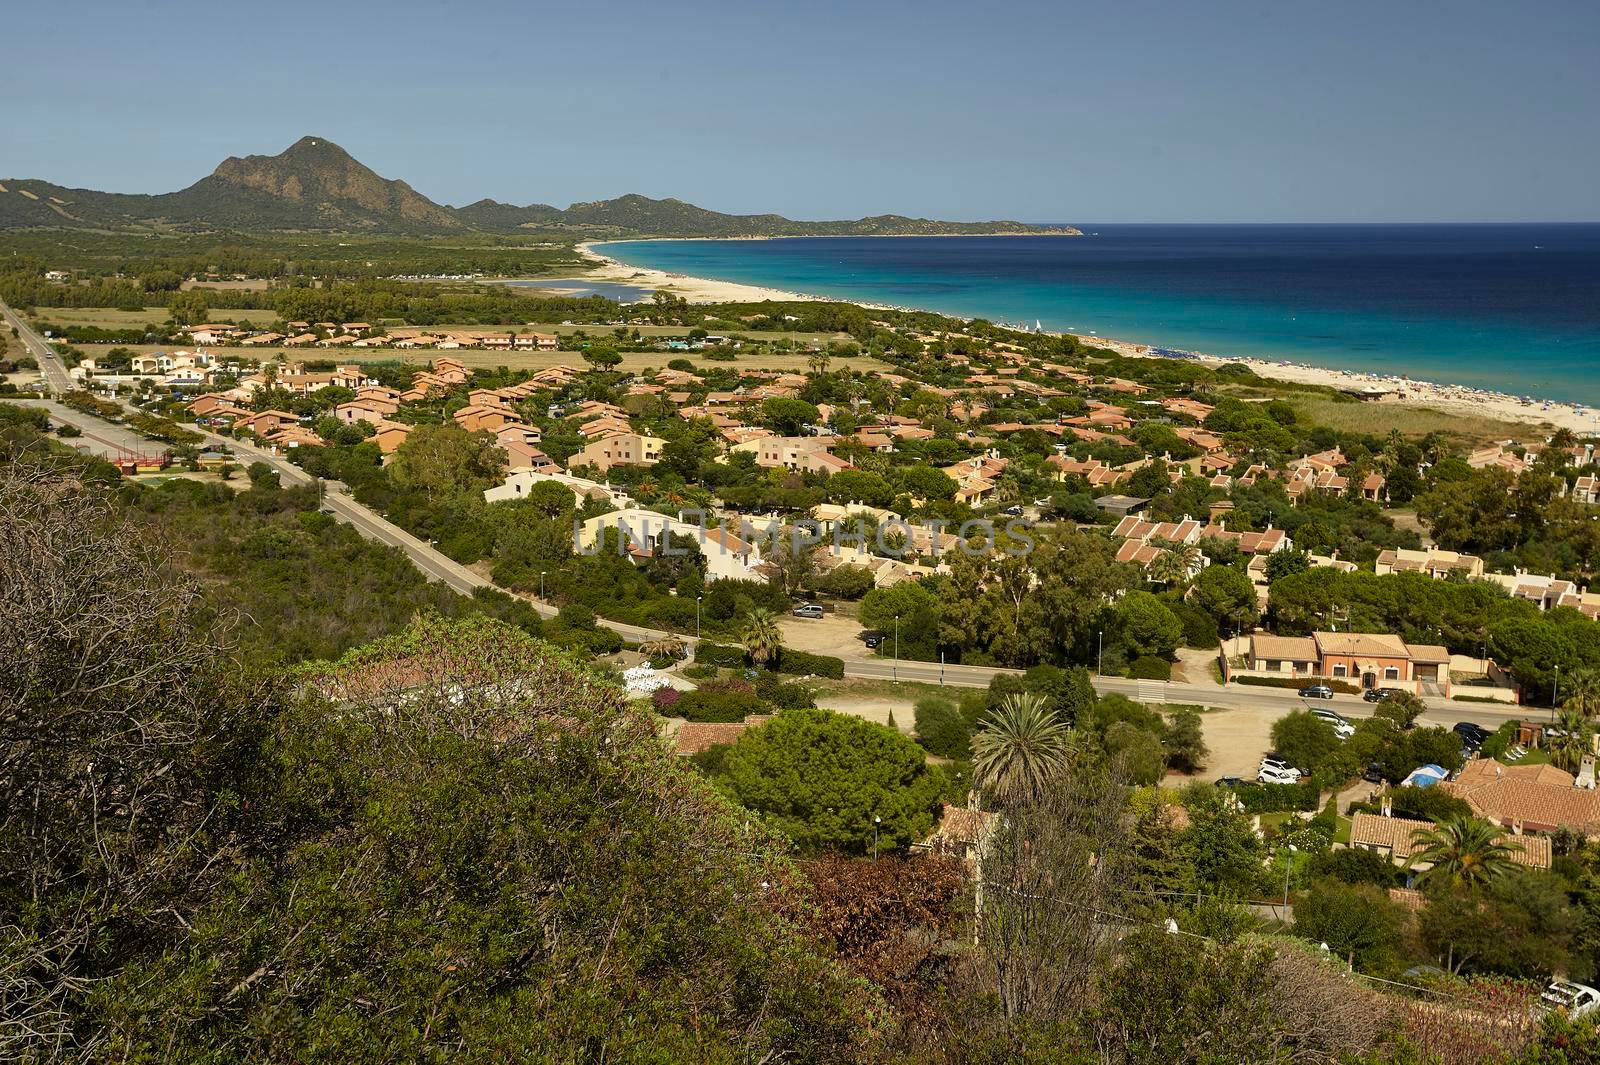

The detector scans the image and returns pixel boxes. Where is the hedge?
[1127,656,1172,681]
[695,641,747,668]
[1232,675,1360,696]
[774,648,846,679]
[693,642,847,679]
[1227,780,1320,813]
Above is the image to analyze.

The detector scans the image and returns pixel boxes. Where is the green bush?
[1127,655,1172,681]
[1170,599,1220,649]
[913,697,971,759]
[773,648,845,679]
[1308,847,1405,888]
[681,663,719,680]
[674,681,768,723]
[753,673,816,711]
[1352,786,1473,823]
[1228,780,1319,813]
[818,564,875,600]
[1479,720,1518,760]
[1234,675,1360,695]
[694,641,747,668]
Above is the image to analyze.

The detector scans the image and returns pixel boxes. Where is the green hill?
[0,136,1079,238]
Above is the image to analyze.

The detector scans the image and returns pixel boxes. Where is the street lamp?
[1282,844,1297,910]
[1097,630,1104,677]
[893,615,900,682]
[697,594,703,642]
[539,569,546,601]
[873,815,882,861]
[1554,664,1561,721]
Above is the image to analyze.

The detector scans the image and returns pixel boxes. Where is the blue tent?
[1400,763,1449,789]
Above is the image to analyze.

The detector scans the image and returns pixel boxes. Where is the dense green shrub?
[1234,674,1360,695]
[674,680,769,723]
[1170,599,1221,649]
[774,648,846,679]
[754,673,817,710]
[719,708,944,853]
[1308,847,1406,888]
[1227,780,1319,813]
[818,564,876,600]
[1351,786,1474,823]
[913,697,971,759]
[1127,655,1173,681]
[695,641,747,668]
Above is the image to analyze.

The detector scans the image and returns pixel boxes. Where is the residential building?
[1348,811,1550,870]
[1374,547,1485,580]
[1441,759,1600,837]
[1485,571,1600,620]
[484,469,631,509]
[1246,631,1452,694]
[570,432,663,472]
[670,716,773,755]
[579,507,762,581]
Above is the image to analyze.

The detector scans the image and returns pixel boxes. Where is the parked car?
[1214,775,1245,788]
[1453,722,1492,748]
[1258,763,1303,785]
[1311,708,1356,740]
[1541,980,1600,1019]
[1362,762,1385,784]
[1363,687,1404,703]
[1260,753,1299,773]
[1299,685,1335,700]
[863,633,884,649]
[792,603,824,619]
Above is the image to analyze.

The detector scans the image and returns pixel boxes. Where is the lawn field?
[33,306,279,328]
[1287,396,1538,444]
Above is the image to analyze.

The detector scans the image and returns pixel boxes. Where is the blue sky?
[5,0,1598,222]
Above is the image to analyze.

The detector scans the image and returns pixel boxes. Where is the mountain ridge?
[0,136,1080,238]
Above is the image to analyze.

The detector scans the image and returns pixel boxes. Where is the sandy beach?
[572,242,1598,438]
[1076,333,1600,436]
[575,242,823,305]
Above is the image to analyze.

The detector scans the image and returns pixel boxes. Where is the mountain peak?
[202,136,459,229]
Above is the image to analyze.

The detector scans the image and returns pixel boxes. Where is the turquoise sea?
[598,225,1600,405]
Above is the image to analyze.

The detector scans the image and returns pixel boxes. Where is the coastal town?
[9,258,1600,1054]
[3,40,1597,1051]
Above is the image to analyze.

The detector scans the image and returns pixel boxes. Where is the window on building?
[1385,667,1400,681]
[1332,664,1347,677]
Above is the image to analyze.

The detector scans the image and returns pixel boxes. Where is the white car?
[1541,980,1600,1019]
[1311,708,1355,740]
[1257,756,1303,784]
[1257,764,1303,784]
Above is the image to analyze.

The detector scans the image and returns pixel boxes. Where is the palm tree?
[638,636,685,660]
[807,351,832,377]
[1148,542,1199,587]
[1561,666,1600,721]
[1412,816,1522,888]
[971,692,1075,805]
[1548,707,1591,772]
[740,608,783,668]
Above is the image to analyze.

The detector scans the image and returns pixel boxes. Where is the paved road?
[13,399,153,459]
[1,297,73,393]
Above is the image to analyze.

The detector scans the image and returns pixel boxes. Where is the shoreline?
[574,240,1600,436]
